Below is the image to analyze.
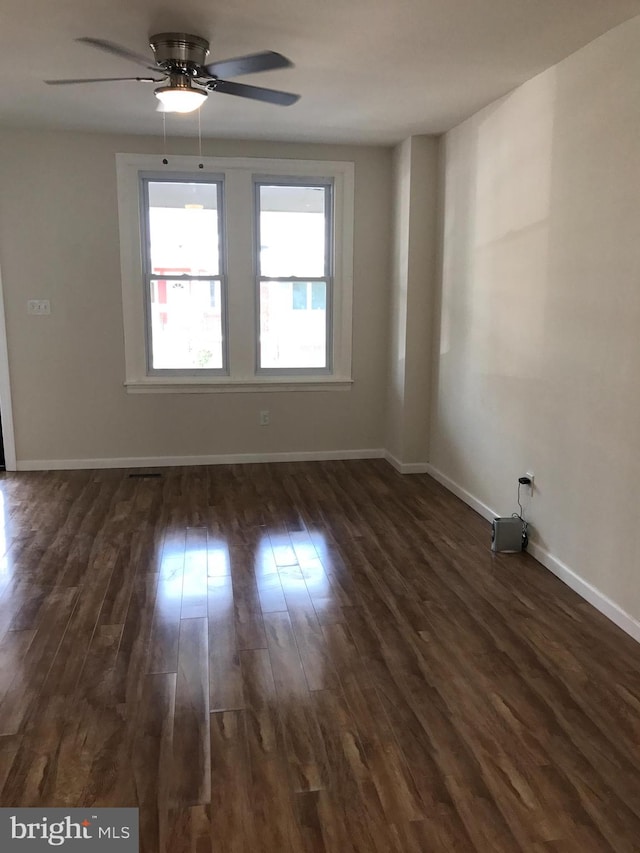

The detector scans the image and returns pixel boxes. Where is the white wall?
[0,130,392,466]
[432,16,640,624]
[386,136,439,468]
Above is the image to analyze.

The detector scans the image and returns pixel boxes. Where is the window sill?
[124,377,354,394]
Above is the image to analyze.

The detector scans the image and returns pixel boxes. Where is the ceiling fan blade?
[45,76,160,85]
[76,37,158,72]
[212,79,299,106]
[203,51,292,79]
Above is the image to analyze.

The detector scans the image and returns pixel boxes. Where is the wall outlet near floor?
[259,410,270,426]
[27,299,51,315]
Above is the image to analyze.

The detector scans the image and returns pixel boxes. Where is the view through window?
[144,179,225,372]
[257,183,331,370]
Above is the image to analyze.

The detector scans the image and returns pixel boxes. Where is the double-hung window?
[256,180,332,372]
[141,175,226,374]
[116,154,354,392]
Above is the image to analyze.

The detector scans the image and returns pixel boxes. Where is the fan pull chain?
[162,112,168,166]
[198,110,203,168]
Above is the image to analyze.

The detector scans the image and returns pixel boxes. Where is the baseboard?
[17,448,429,475]
[526,540,640,644]
[425,463,496,522]
[426,464,640,646]
[16,448,386,472]
[384,452,430,474]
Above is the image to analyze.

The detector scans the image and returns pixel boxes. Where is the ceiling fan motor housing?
[149,33,210,73]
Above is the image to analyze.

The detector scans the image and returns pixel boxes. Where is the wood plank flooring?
[0,460,639,850]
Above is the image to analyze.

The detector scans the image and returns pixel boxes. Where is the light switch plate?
[27,300,50,315]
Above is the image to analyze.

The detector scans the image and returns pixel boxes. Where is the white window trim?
[115,153,355,393]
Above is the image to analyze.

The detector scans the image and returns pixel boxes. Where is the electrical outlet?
[521,472,534,495]
[259,410,270,426]
[27,299,51,316]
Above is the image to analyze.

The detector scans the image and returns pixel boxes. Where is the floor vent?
[128,472,162,479]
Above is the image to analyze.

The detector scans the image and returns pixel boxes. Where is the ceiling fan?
[45,33,300,113]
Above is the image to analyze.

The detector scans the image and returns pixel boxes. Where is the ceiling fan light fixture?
[154,85,207,113]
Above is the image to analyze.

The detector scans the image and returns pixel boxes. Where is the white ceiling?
[2,0,640,144]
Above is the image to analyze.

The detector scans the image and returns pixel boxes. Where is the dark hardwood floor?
[0,459,639,851]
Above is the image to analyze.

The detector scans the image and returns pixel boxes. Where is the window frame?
[253,176,333,376]
[116,153,354,393]
[139,172,228,377]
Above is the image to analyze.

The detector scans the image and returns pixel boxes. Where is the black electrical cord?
[512,481,529,549]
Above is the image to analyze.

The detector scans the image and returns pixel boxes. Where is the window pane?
[292,282,307,310]
[150,279,223,370]
[147,181,220,276]
[260,281,327,369]
[259,185,327,277]
[311,282,326,310]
